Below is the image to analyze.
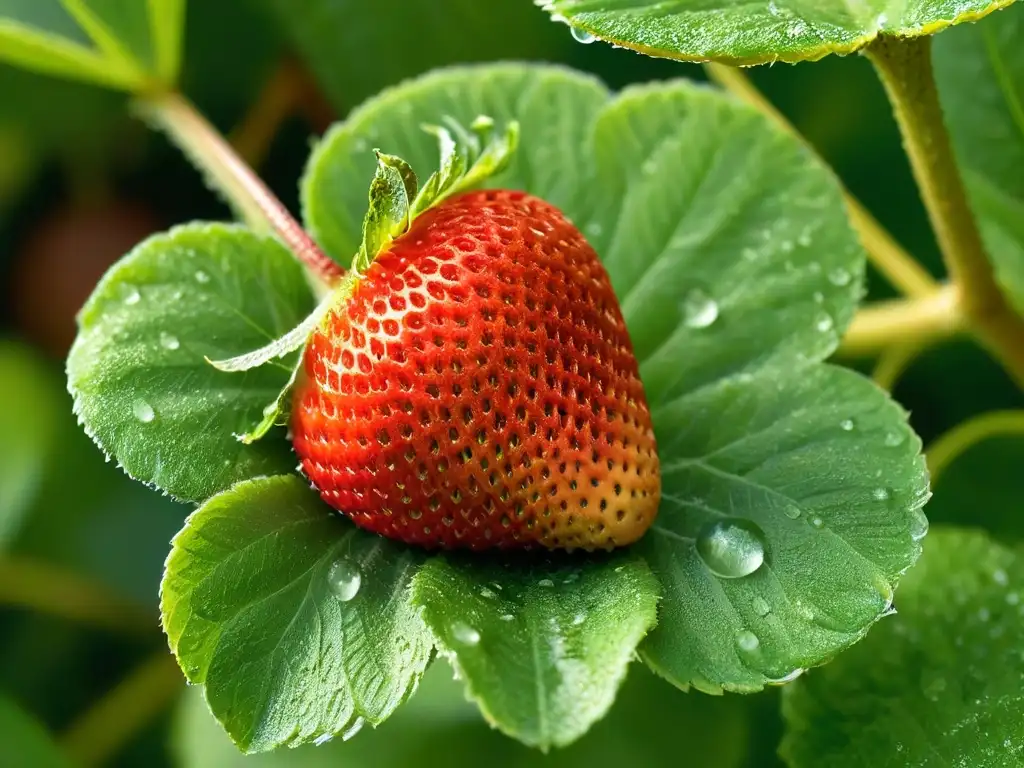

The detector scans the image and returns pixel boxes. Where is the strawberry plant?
[2,0,1024,766]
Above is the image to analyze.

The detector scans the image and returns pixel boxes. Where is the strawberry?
[291,187,660,551]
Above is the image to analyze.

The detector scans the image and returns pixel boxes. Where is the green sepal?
[352,116,519,274]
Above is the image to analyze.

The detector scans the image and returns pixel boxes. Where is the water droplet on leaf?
[124,287,141,305]
[839,418,855,431]
[815,312,834,333]
[327,558,361,601]
[572,612,586,626]
[480,587,497,599]
[538,578,554,588]
[133,400,155,423]
[160,332,180,350]
[828,267,851,286]
[884,430,906,447]
[909,508,929,541]
[782,504,801,520]
[872,487,891,502]
[736,630,760,652]
[682,288,719,329]
[753,596,771,617]
[451,621,481,645]
[195,270,210,284]
[696,518,766,578]
[570,25,596,43]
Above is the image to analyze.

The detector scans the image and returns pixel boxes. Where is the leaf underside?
[536,0,1015,65]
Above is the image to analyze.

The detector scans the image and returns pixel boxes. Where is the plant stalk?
[704,62,937,298]
[840,284,962,356]
[61,652,183,767]
[0,556,154,637]
[927,410,1024,483]
[139,90,343,287]
[866,37,1024,387]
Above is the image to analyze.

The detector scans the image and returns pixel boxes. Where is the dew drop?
[342,717,365,740]
[839,418,855,431]
[810,516,824,529]
[884,430,906,447]
[1007,592,1020,606]
[782,504,801,520]
[872,487,891,502]
[451,621,481,645]
[922,673,947,701]
[681,288,719,329]
[326,558,362,601]
[815,312,834,333]
[572,612,586,626]
[827,267,851,286]
[124,287,141,305]
[538,578,554,588]
[767,668,804,685]
[132,400,155,423]
[194,270,211,284]
[753,596,771,617]
[993,569,1008,586]
[696,518,766,579]
[909,508,929,541]
[159,332,180,351]
[500,613,515,622]
[742,247,759,261]
[314,733,333,746]
[480,587,497,599]
[736,630,760,653]
[570,25,596,43]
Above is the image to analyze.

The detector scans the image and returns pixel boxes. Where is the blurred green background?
[1,1,1021,766]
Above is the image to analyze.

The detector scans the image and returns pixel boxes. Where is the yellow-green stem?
[0,557,154,637]
[138,91,343,287]
[927,410,1024,483]
[61,652,183,767]
[705,62,937,299]
[840,284,962,357]
[866,37,1024,387]
[872,341,927,391]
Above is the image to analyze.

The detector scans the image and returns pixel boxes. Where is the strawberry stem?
[138,90,344,286]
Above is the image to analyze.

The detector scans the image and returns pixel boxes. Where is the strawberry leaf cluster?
[67,63,929,753]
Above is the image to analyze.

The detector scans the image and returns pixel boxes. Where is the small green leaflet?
[352,117,519,273]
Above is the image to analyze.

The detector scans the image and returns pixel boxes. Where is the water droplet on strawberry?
[696,518,766,578]
[326,558,361,601]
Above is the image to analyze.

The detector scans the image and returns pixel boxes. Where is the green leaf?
[411,553,660,749]
[67,223,315,502]
[160,475,433,753]
[934,2,1024,317]
[265,0,579,113]
[302,65,609,265]
[0,696,71,768]
[174,656,750,768]
[350,119,518,273]
[0,342,60,549]
[536,0,1014,65]
[641,363,929,692]
[301,63,927,697]
[780,527,1024,766]
[0,9,144,90]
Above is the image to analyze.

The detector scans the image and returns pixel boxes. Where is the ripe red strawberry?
[291,189,659,551]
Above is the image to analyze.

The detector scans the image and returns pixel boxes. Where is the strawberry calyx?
[206,115,519,443]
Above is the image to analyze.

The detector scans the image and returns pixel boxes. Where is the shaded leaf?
[0,695,70,768]
[781,527,1024,766]
[934,2,1024,317]
[536,0,1014,65]
[0,342,60,548]
[67,223,314,502]
[160,475,432,752]
[174,658,749,768]
[411,553,660,749]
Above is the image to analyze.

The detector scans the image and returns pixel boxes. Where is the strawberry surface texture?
[292,189,660,551]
